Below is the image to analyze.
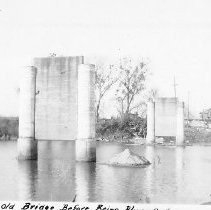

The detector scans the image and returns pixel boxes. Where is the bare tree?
[95,63,117,122]
[115,57,148,117]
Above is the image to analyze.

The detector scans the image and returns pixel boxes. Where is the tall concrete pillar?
[18,66,37,160]
[146,101,155,144]
[76,64,96,162]
[176,102,184,146]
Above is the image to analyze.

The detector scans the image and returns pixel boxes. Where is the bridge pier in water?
[18,66,37,160]
[146,101,155,145]
[146,98,185,146]
[76,64,96,162]
[176,102,185,146]
[18,57,96,162]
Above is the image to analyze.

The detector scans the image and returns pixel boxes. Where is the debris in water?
[108,149,151,166]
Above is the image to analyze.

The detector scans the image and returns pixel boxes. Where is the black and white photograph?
[0,0,211,208]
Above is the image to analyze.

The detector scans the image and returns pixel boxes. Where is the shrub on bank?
[185,125,211,143]
[96,114,147,141]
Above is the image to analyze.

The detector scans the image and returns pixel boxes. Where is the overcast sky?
[0,0,211,117]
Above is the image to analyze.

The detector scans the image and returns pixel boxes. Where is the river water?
[0,141,211,204]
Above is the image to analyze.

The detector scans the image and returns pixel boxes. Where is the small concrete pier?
[146,97,185,146]
[18,66,37,160]
[176,102,185,145]
[146,100,155,144]
[76,64,96,162]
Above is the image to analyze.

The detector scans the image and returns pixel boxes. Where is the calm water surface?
[0,141,211,204]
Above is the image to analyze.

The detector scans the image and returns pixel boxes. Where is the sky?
[0,0,211,117]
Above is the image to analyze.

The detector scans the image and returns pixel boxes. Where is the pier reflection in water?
[175,147,185,203]
[1,141,211,204]
[18,161,38,200]
[36,141,76,201]
[76,162,96,202]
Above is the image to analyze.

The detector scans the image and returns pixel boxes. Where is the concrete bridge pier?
[76,64,96,162]
[176,102,185,146]
[146,101,155,145]
[18,66,37,160]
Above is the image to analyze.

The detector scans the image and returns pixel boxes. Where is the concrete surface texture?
[18,66,37,159]
[146,100,155,144]
[155,97,178,137]
[147,97,185,145]
[176,101,185,145]
[34,56,84,140]
[76,64,96,161]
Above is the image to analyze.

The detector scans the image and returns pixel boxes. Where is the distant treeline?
[0,117,18,140]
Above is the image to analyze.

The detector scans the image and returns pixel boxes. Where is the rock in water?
[108,149,150,166]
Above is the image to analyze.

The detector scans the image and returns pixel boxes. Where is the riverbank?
[96,124,211,145]
[97,136,211,147]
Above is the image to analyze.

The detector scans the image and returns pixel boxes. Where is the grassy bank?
[96,115,147,142]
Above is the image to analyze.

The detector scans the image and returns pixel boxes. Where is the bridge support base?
[17,137,37,160]
[146,101,155,145]
[77,64,96,162]
[176,102,185,146]
[17,66,37,160]
[76,139,96,162]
